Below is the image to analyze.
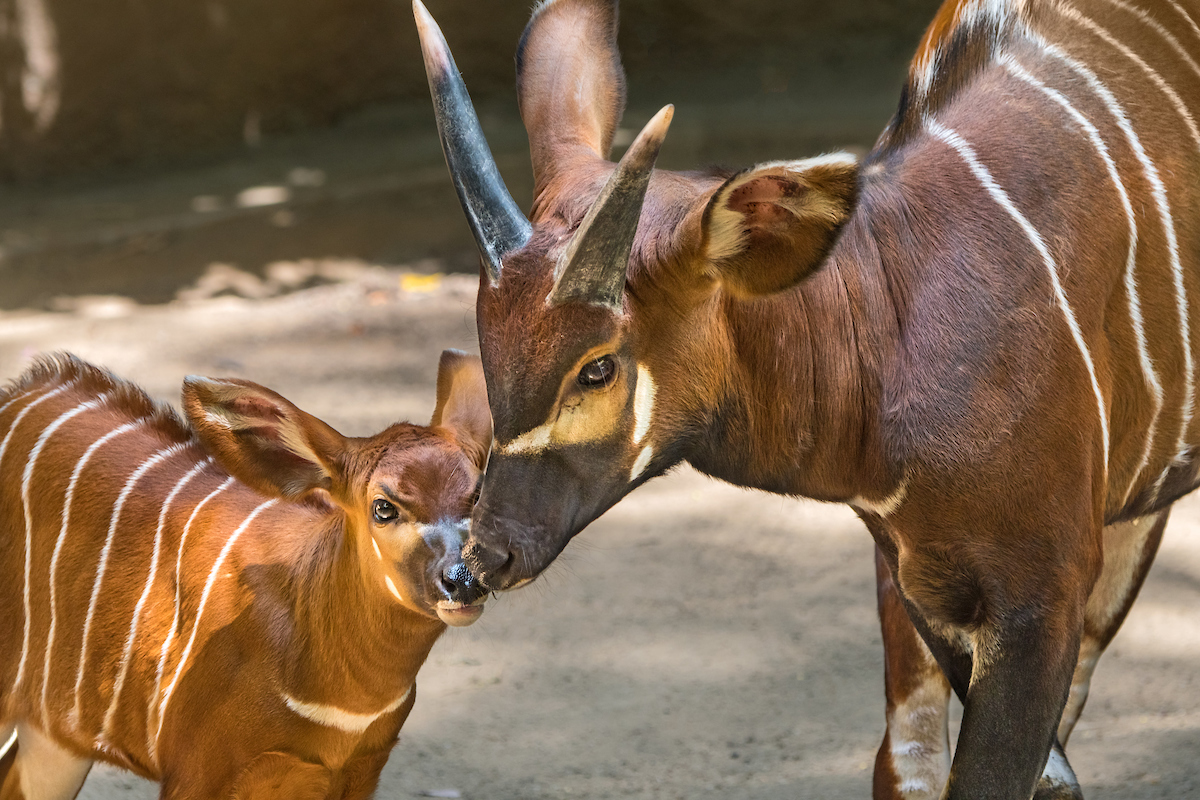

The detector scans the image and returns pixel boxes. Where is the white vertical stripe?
[0,379,76,698]
[156,498,278,748]
[41,419,144,726]
[928,120,1110,467]
[1057,4,1196,467]
[101,454,212,751]
[0,380,75,471]
[1035,32,1193,491]
[1166,0,1200,44]
[148,475,234,760]
[71,443,185,728]
[1001,55,1162,506]
[0,387,37,421]
[1100,0,1200,83]
[1059,5,1200,146]
[13,394,110,698]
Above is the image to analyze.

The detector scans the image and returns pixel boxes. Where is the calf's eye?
[577,355,617,389]
[373,499,399,524]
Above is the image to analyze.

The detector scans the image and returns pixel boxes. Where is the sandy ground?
[0,269,1196,800]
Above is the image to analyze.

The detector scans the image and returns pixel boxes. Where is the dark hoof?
[1033,776,1084,800]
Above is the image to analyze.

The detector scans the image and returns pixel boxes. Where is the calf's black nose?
[440,562,482,602]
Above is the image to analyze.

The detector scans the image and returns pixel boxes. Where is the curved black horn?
[548,105,673,311]
[414,0,532,283]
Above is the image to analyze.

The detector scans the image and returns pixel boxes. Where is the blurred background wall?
[0,0,942,311]
[0,0,941,179]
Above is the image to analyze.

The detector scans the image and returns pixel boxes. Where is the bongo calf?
[0,351,491,799]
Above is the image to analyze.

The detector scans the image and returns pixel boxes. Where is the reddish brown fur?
[0,354,490,799]
[425,0,1200,797]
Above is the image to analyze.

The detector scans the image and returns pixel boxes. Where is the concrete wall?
[0,0,942,180]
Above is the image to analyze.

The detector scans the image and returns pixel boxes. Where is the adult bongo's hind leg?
[1058,511,1168,745]
[0,724,92,800]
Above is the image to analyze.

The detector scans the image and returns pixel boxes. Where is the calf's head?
[417,0,859,589]
[183,350,492,626]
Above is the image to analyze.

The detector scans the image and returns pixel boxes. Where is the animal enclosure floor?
[1,272,1196,800]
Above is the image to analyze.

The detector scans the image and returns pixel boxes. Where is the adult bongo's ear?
[702,153,859,297]
[431,350,492,470]
[183,376,346,500]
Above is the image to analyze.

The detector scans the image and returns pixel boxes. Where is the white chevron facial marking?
[630,446,653,482]
[632,364,655,445]
[929,120,1110,471]
[385,574,405,603]
[282,686,412,733]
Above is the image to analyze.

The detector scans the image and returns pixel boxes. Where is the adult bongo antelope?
[416,0,1200,796]
[0,352,491,799]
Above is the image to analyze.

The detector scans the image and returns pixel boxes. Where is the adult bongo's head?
[415,0,857,590]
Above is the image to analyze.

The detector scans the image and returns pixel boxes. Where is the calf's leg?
[0,724,92,800]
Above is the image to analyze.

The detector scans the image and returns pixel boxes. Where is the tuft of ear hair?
[702,153,859,297]
[431,350,493,470]
[182,376,346,500]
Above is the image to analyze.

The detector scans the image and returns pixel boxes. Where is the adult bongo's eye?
[373,499,399,524]
[577,355,617,389]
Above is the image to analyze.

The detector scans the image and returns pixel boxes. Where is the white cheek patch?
[384,575,404,603]
[630,446,653,482]
[632,364,655,444]
[371,538,383,561]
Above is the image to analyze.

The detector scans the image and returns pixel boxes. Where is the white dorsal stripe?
[72,443,186,726]
[103,454,212,752]
[1002,54,1162,506]
[14,393,110,697]
[42,418,145,725]
[282,686,412,734]
[1058,4,1196,466]
[149,475,235,757]
[1100,0,1200,83]
[156,497,278,746]
[1035,33,1191,494]
[928,120,1110,468]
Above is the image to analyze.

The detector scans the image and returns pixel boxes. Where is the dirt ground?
[0,267,1197,800]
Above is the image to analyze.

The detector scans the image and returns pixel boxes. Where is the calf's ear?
[701,153,859,297]
[183,376,346,500]
[432,349,493,470]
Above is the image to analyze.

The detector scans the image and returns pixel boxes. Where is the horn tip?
[413,0,453,75]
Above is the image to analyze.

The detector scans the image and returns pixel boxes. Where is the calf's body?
[0,353,490,799]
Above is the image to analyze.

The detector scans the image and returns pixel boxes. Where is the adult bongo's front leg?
[942,604,1083,800]
[872,547,952,800]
